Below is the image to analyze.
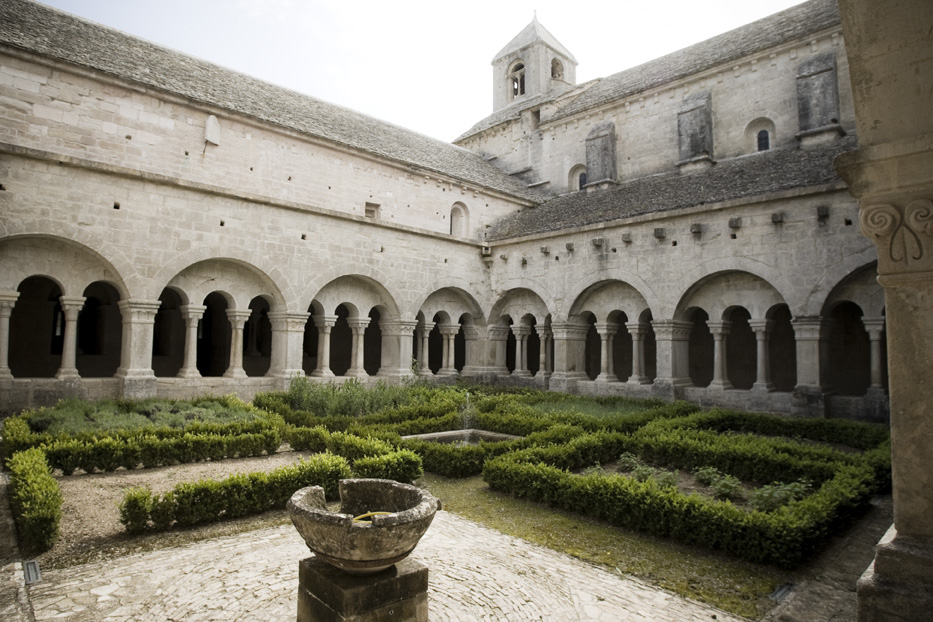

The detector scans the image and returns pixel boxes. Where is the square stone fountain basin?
[401,429,522,445]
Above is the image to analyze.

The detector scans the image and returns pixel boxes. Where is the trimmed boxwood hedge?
[119,452,353,533]
[482,430,878,567]
[7,448,63,551]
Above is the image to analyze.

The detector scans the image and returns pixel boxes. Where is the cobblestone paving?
[21,511,740,622]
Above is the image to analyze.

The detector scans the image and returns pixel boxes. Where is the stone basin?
[287,478,440,575]
[402,429,522,445]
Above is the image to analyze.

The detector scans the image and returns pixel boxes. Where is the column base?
[752,382,776,392]
[708,380,734,391]
[176,367,202,379]
[223,368,248,379]
[54,368,80,380]
[594,374,619,383]
[627,376,651,385]
[298,556,428,622]
[510,370,532,378]
[858,527,933,621]
[311,369,336,378]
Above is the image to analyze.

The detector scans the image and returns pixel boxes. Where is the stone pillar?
[268,311,309,379]
[707,321,733,390]
[790,316,829,417]
[487,325,510,376]
[347,318,369,377]
[651,319,692,394]
[862,317,887,395]
[438,325,459,376]
[178,304,206,378]
[511,325,532,378]
[55,296,85,380]
[539,326,552,377]
[312,315,337,378]
[115,300,161,397]
[419,323,433,374]
[626,321,650,384]
[461,325,481,376]
[0,292,20,379]
[749,319,775,392]
[594,323,619,383]
[377,319,417,379]
[548,321,588,391]
[224,310,251,378]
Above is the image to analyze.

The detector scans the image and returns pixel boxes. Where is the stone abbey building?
[0,0,887,421]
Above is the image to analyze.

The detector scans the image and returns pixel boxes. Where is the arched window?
[509,62,525,99]
[450,203,468,237]
[568,164,587,192]
[757,129,770,151]
[551,58,563,80]
[745,117,776,153]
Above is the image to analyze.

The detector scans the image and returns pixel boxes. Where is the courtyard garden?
[1,380,891,619]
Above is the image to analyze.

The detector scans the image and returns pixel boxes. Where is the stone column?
[651,319,692,394]
[594,323,619,383]
[511,325,532,378]
[862,317,887,395]
[487,325,510,377]
[55,296,85,380]
[224,310,251,378]
[178,304,206,378]
[461,325,481,377]
[790,316,829,416]
[548,321,588,391]
[539,326,552,377]
[311,315,337,378]
[749,319,775,392]
[115,300,161,397]
[626,321,650,384]
[268,311,309,379]
[347,318,369,377]
[0,292,20,379]
[378,319,417,378]
[419,322,434,374]
[438,325,459,376]
[707,321,732,390]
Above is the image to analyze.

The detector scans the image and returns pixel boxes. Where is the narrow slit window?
[757,129,770,151]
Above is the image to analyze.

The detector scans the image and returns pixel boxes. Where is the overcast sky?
[39,0,805,142]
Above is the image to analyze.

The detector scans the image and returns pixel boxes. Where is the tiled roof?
[0,0,544,202]
[485,136,856,241]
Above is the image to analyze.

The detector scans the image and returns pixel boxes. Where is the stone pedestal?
[298,556,428,622]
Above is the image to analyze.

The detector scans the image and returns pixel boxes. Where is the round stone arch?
[489,288,551,326]
[418,286,486,329]
[311,275,400,319]
[148,247,294,310]
[493,277,557,321]
[413,276,490,321]
[821,262,884,318]
[566,279,651,324]
[673,270,786,321]
[164,258,285,312]
[803,250,881,317]
[300,265,403,319]
[0,235,130,299]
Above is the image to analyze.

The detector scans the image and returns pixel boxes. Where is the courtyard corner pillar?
[707,321,733,390]
[862,317,887,394]
[789,316,829,417]
[178,305,206,378]
[0,292,19,379]
[512,326,532,378]
[834,87,933,616]
[224,310,251,379]
[312,316,337,378]
[626,322,650,384]
[749,319,775,391]
[55,296,85,380]
[378,319,417,379]
[268,311,309,379]
[347,318,369,377]
[650,319,692,394]
[594,323,619,383]
[461,325,481,377]
[419,322,434,374]
[116,300,161,397]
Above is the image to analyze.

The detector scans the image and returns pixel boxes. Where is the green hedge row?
[285,426,423,483]
[37,429,282,475]
[119,453,353,533]
[482,432,876,567]
[7,448,63,551]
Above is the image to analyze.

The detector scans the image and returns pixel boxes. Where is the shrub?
[751,480,811,512]
[693,466,721,486]
[7,448,63,551]
[326,432,393,462]
[631,465,655,482]
[119,487,154,534]
[287,426,330,452]
[617,452,643,471]
[653,469,678,489]
[710,474,744,501]
[353,450,424,483]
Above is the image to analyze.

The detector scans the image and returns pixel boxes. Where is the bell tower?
[491,17,577,113]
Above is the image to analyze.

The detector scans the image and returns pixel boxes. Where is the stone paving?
[16,511,740,622]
